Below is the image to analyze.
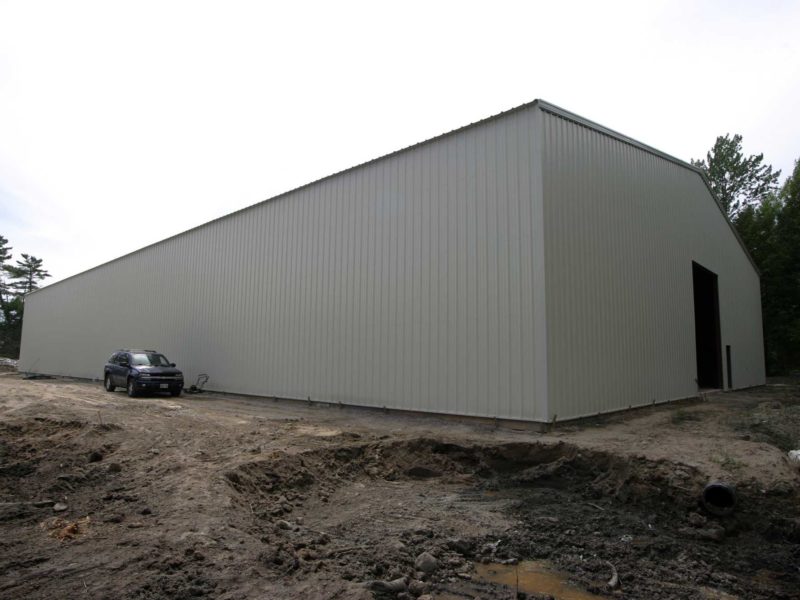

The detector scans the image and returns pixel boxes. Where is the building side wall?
[541,111,765,420]
[19,107,546,420]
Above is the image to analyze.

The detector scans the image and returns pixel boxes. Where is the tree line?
[0,236,50,358]
[692,136,799,375]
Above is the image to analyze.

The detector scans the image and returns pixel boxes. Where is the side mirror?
[170,363,176,367]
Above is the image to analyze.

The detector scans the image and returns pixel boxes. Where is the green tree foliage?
[692,134,781,219]
[0,235,11,303]
[719,158,800,375]
[5,254,50,295]
[694,133,799,375]
[773,160,800,371]
[0,235,10,264]
[0,238,50,358]
[736,194,785,373]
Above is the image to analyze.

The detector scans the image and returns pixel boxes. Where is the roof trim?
[29,97,758,296]
[28,99,542,296]
[535,100,761,276]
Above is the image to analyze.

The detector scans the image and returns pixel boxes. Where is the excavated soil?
[1,375,799,599]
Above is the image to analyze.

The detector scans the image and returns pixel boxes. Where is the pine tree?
[774,160,800,371]
[5,254,50,295]
[0,243,51,358]
[0,235,11,304]
[691,134,781,219]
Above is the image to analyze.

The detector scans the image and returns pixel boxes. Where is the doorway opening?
[692,262,722,389]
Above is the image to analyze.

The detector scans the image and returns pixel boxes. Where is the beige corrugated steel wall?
[19,106,548,421]
[540,110,765,420]
[19,101,766,423]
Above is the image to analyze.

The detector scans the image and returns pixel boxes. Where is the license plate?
[160,384,168,389]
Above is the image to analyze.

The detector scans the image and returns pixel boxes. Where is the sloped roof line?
[27,99,544,296]
[28,98,758,296]
[536,100,760,276]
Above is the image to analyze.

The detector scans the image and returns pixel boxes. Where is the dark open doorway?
[692,262,723,389]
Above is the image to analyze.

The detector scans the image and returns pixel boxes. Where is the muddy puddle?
[474,560,608,599]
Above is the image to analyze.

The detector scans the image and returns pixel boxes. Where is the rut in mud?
[2,377,800,600]
[222,438,800,599]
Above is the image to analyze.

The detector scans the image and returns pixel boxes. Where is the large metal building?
[18,100,765,422]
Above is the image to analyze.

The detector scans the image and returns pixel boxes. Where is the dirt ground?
[1,373,799,600]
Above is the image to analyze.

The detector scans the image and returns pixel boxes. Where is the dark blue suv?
[104,349,184,397]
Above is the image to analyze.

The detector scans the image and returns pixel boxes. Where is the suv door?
[104,353,116,387]
[112,353,129,385]
[107,353,117,385]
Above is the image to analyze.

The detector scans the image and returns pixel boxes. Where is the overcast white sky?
[1,0,799,285]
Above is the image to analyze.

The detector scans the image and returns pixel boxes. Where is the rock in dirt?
[417,595,433,600]
[367,576,408,592]
[414,551,438,574]
[408,579,428,595]
[275,519,292,530]
[104,514,124,523]
[679,525,725,542]
[53,502,68,512]
[696,526,726,542]
[387,539,406,553]
[687,512,707,527]
[87,451,103,463]
[107,463,122,473]
[446,537,474,555]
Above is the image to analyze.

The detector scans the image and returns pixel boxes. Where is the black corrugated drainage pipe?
[702,481,736,516]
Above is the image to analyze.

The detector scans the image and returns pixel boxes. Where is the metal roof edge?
[28,99,544,296]
[29,98,759,297]
[534,100,761,277]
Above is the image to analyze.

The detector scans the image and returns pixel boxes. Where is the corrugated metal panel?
[19,101,767,424]
[19,106,546,421]
[541,111,765,420]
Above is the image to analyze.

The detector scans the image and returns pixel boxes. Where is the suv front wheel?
[127,378,137,398]
[104,374,116,392]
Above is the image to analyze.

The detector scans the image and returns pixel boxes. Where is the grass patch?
[731,402,800,452]
[670,409,703,425]
[714,454,745,472]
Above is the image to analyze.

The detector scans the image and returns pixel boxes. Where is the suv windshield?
[130,353,171,367]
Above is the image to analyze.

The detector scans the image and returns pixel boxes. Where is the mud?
[1,375,799,599]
